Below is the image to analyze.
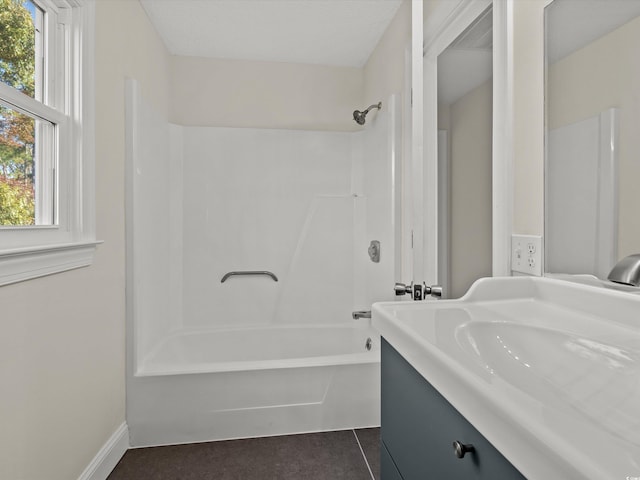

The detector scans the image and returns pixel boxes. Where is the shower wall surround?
[127,80,399,372]
[181,127,355,328]
[128,85,183,361]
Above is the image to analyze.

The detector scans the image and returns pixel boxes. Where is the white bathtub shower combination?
[125,79,401,446]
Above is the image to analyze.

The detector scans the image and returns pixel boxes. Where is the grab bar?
[221,271,279,283]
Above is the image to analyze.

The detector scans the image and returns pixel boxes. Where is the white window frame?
[0,0,98,286]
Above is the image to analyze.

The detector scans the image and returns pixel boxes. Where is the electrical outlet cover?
[511,234,542,276]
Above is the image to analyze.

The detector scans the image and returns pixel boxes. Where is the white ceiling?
[139,0,403,68]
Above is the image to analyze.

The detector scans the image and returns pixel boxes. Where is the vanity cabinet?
[381,338,525,480]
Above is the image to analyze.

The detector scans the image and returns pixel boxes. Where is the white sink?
[457,321,640,443]
[373,276,640,480]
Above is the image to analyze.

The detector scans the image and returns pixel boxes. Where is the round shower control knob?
[452,441,474,459]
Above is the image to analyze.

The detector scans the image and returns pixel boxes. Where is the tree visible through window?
[0,0,43,226]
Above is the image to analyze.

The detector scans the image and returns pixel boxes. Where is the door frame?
[418,0,514,289]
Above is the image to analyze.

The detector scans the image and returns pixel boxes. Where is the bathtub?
[127,323,381,447]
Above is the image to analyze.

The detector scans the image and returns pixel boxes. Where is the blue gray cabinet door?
[381,439,405,480]
[381,338,525,480]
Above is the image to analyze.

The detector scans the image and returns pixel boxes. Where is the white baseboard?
[77,422,130,480]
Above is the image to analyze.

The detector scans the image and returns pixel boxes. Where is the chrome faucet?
[607,254,640,286]
[352,310,371,320]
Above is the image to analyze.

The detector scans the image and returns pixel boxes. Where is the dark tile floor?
[108,428,380,480]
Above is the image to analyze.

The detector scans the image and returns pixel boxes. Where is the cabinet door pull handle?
[453,440,475,459]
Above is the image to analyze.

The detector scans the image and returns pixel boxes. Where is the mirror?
[437,6,493,298]
[545,0,640,279]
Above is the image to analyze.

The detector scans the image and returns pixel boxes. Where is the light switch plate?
[511,234,543,276]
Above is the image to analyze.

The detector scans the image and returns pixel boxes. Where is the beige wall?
[548,15,640,260]
[512,0,548,236]
[363,0,411,108]
[0,1,170,479]
[448,80,493,298]
[170,56,363,131]
[169,1,410,133]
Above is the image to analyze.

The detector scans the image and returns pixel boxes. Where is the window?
[0,1,45,226]
[0,0,97,286]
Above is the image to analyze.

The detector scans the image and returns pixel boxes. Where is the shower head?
[353,102,382,125]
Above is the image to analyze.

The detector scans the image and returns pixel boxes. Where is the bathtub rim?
[135,322,381,377]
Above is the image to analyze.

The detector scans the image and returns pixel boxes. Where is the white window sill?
[0,240,102,286]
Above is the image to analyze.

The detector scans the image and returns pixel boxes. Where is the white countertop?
[372,276,640,480]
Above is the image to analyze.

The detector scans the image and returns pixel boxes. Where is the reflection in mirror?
[545,0,640,279]
[437,6,492,298]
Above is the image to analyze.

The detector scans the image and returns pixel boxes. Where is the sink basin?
[372,276,640,480]
[456,321,640,446]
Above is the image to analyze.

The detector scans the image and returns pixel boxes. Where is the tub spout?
[607,254,640,286]
[352,310,371,320]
